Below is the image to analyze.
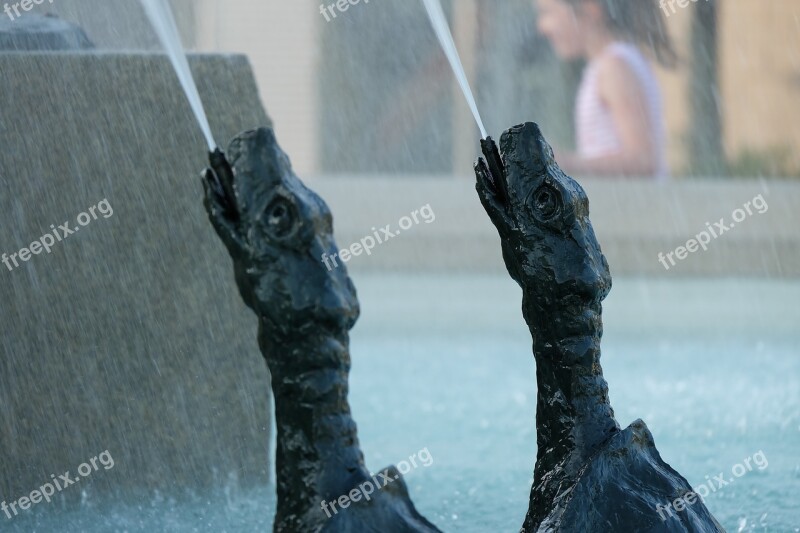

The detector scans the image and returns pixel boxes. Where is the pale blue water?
[7,276,799,532]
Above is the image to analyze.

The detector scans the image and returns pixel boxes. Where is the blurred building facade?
[44,0,800,177]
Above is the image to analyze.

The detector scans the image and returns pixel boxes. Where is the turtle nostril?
[573,256,610,304]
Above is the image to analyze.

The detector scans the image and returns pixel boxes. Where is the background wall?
[308,175,800,277]
[37,0,800,177]
[0,52,273,499]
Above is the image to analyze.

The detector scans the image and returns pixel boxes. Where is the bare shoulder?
[596,52,639,85]
[595,52,646,102]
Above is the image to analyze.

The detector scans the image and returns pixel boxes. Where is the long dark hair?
[567,0,678,68]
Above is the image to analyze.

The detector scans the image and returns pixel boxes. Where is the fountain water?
[420,0,488,139]
[140,0,217,151]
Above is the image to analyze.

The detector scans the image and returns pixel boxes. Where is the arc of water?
[140,0,217,151]
[420,0,488,139]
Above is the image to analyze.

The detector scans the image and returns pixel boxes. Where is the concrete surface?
[0,52,273,500]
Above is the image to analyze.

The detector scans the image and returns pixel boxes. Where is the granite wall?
[0,53,273,500]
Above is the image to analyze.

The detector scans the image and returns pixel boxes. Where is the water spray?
[420,0,504,187]
[140,0,217,152]
[141,0,239,214]
[420,0,487,139]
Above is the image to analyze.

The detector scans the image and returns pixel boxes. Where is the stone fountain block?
[0,53,272,500]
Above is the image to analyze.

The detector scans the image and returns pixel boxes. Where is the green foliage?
[726,146,800,179]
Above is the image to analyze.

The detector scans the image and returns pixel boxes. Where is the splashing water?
[420,0,487,139]
[140,0,217,150]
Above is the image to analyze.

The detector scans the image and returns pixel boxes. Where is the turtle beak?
[480,136,508,204]
[208,148,239,221]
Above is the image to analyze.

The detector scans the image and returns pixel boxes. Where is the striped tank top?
[576,42,668,179]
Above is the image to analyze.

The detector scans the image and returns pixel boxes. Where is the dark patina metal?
[202,127,440,533]
[475,122,725,533]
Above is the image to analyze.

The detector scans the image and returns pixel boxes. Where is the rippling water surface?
[9,276,799,532]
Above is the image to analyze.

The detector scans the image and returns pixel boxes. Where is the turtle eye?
[262,197,297,240]
[531,184,561,221]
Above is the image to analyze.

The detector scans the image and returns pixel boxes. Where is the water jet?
[420,0,487,139]
[140,0,217,151]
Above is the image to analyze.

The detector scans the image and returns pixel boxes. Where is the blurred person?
[536,0,676,178]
